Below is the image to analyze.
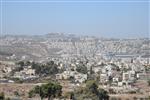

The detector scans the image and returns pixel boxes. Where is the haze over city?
[0,0,149,38]
[0,0,150,100]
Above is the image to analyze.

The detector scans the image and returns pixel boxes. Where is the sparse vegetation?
[28,81,62,100]
[31,61,59,76]
[73,80,109,100]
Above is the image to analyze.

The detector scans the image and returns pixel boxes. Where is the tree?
[29,82,62,100]
[147,79,150,86]
[14,91,20,97]
[98,88,109,100]
[0,92,5,100]
[47,61,54,66]
[74,80,109,100]
[109,88,116,94]
[76,62,88,74]
[64,92,75,100]
[86,80,98,94]
[26,61,31,66]
[17,61,24,67]
[108,76,113,85]
[5,97,11,100]
[28,90,34,98]
[31,61,59,76]
[86,80,109,99]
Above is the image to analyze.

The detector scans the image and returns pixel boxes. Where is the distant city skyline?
[0,0,149,38]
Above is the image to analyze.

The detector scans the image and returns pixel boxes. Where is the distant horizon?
[1,32,149,39]
[0,0,149,38]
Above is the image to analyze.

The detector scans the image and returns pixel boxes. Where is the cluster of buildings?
[0,34,150,95]
[13,66,38,80]
[56,71,87,84]
[53,52,150,94]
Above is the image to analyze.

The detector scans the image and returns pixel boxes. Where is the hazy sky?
[0,0,149,38]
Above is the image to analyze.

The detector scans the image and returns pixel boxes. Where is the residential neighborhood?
[0,34,150,100]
